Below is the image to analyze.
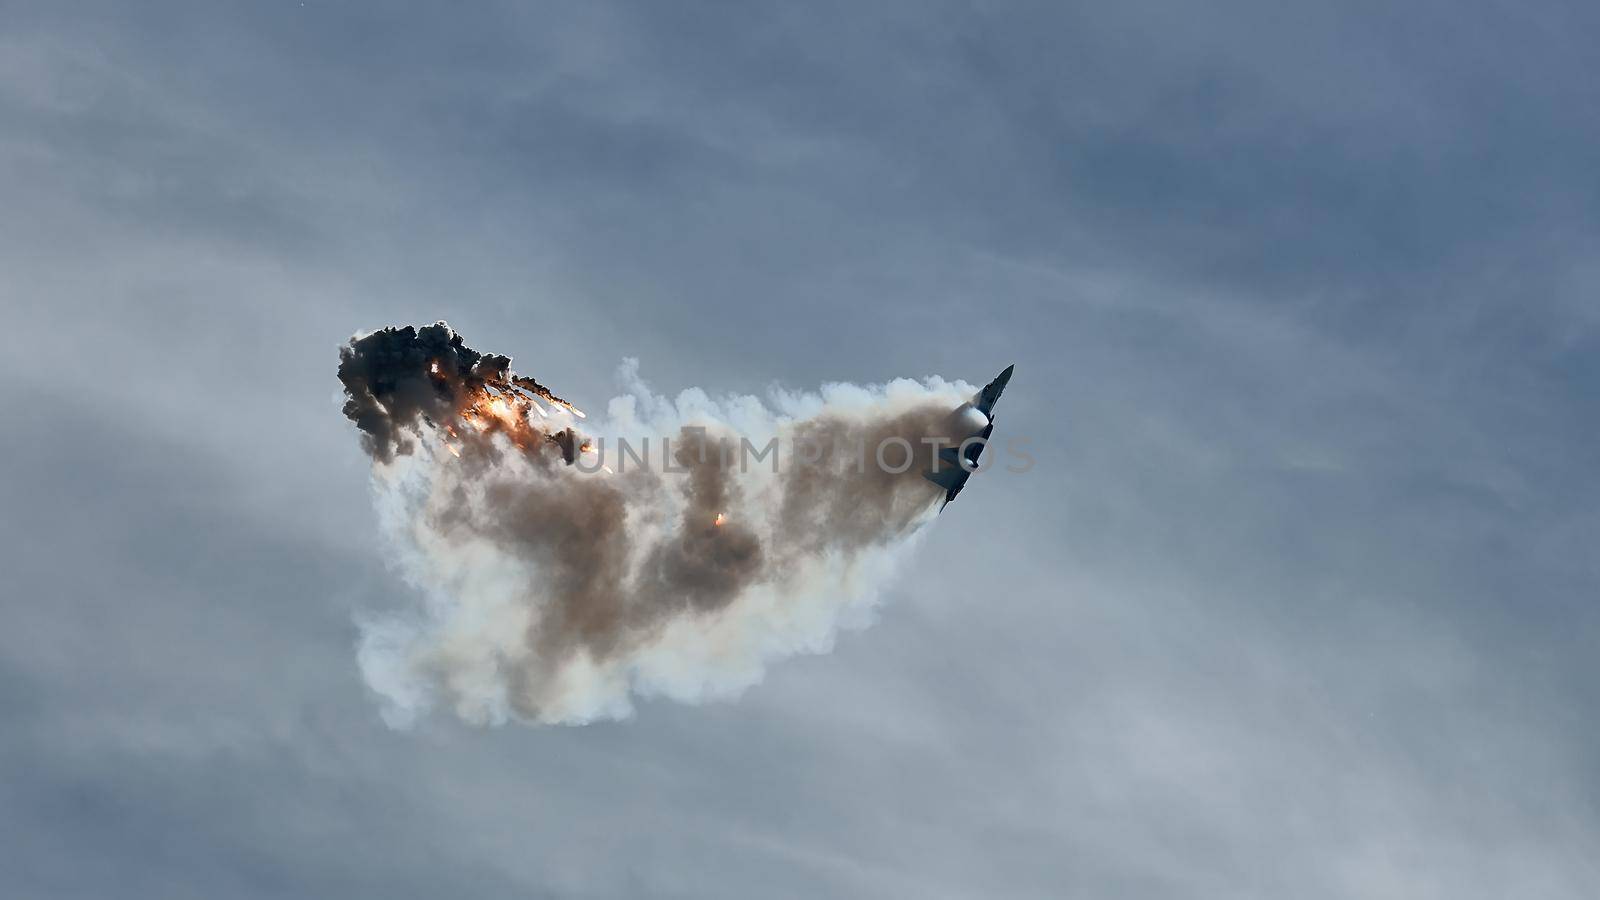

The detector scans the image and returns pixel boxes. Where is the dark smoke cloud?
[337,322,575,463]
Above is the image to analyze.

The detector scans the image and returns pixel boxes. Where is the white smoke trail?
[356,359,973,726]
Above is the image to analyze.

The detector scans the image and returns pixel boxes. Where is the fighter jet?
[923,364,1014,510]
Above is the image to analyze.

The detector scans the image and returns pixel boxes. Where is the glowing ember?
[445,444,461,458]
[713,512,726,526]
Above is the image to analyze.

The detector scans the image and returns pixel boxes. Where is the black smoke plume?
[338,322,580,463]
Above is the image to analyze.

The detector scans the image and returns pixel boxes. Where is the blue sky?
[2,2,1597,897]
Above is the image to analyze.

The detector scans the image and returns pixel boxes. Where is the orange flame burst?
[442,379,594,467]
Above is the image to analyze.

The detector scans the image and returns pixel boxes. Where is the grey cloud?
[2,0,1597,897]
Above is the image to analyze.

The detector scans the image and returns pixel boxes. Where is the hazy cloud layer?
[2,2,1598,897]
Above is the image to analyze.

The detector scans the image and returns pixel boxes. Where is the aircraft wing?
[973,364,1014,417]
[922,365,1013,510]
